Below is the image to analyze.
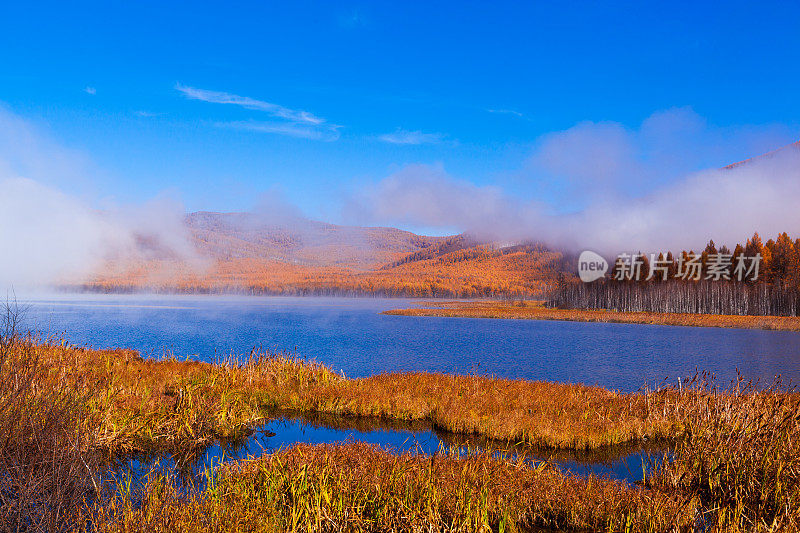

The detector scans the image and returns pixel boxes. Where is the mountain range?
[81,212,563,297]
[78,141,799,297]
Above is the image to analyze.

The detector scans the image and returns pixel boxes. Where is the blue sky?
[1,1,799,230]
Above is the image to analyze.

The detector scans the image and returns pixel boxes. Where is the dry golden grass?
[87,442,695,533]
[0,334,98,531]
[651,378,800,531]
[32,341,686,453]
[37,343,338,455]
[384,300,800,331]
[305,373,683,449]
[83,376,800,533]
[5,334,800,532]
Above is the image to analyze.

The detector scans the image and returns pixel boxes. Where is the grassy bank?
[24,337,798,455]
[2,333,799,530]
[383,300,800,331]
[31,340,687,453]
[80,363,800,532]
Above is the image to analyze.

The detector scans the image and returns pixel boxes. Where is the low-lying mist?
[0,107,206,291]
[1,104,798,291]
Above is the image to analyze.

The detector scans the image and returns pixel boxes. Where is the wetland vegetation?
[1,304,798,531]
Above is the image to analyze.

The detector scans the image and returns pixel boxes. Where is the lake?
[18,293,800,392]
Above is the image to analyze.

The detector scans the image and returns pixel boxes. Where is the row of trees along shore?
[549,232,800,317]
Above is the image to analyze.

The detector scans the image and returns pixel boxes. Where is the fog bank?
[0,107,205,290]
[349,108,800,254]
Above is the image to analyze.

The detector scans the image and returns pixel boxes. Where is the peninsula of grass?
[33,341,687,454]
[383,299,800,331]
[22,336,796,456]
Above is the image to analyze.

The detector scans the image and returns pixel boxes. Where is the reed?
[302,372,683,449]
[3,326,799,531]
[651,376,800,531]
[86,442,695,532]
[30,339,790,457]
[48,344,340,454]
[34,341,683,453]
[0,329,98,531]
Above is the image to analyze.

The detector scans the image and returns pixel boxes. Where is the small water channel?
[114,413,667,492]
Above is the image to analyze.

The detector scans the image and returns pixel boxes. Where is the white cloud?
[350,109,800,254]
[176,84,340,141]
[378,129,446,145]
[219,120,340,141]
[487,108,524,118]
[526,107,794,208]
[0,105,95,193]
[84,86,96,95]
[0,107,207,289]
[346,164,526,233]
[176,84,324,125]
[552,148,800,253]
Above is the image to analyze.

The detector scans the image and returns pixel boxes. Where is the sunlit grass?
[86,442,695,532]
[650,376,800,531]
[6,336,800,531]
[35,341,686,453]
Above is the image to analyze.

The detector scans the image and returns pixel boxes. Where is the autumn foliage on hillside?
[77,213,564,298]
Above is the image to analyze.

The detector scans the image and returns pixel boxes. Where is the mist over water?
[19,294,800,392]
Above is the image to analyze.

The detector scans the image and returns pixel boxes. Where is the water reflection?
[112,412,668,493]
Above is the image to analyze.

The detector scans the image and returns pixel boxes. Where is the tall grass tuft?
[0,302,98,532]
[652,375,800,531]
[87,442,695,532]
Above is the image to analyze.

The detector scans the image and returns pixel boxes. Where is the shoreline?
[6,337,798,531]
[383,300,800,331]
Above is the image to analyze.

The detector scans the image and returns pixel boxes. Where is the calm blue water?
[19,294,800,392]
[124,415,657,486]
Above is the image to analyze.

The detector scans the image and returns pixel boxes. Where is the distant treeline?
[549,279,800,316]
[550,232,800,317]
[69,282,540,299]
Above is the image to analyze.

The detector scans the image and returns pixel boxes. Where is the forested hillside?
[78,142,798,299]
[78,213,564,297]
